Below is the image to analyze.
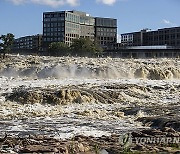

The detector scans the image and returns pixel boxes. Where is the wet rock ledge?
[0,127,179,154]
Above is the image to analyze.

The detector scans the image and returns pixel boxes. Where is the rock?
[141,129,163,136]
[162,127,176,133]
[100,149,109,154]
[133,144,147,151]
[77,143,90,152]
[59,146,68,154]
[20,145,56,153]
[167,132,180,137]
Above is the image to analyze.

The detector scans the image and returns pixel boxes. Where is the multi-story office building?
[74,11,95,40]
[143,27,180,46]
[95,17,117,48]
[121,27,180,47]
[13,34,42,51]
[43,10,95,48]
[121,31,143,46]
[43,11,80,48]
[43,10,117,49]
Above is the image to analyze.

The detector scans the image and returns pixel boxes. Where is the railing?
[125,45,180,50]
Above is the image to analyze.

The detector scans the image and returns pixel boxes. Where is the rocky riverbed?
[0,54,179,153]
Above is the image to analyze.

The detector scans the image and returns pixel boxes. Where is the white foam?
[0,55,179,139]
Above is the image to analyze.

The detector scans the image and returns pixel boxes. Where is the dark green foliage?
[0,33,15,58]
[47,38,103,57]
[70,37,103,57]
[48,42,70,56]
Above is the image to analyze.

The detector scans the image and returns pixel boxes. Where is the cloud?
[162,19,177,27]
[66,0,79,6]
[7,0,80,7]
[96,0,117,5]
[8,0,26,5]
[7,0,122,7]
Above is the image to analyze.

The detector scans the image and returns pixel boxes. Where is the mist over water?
[0,55,179,80]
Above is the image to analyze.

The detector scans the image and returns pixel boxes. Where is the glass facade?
[43,10,117,48]
[43,11,65,47]
[95,17,117,48]
[95,18,117,28]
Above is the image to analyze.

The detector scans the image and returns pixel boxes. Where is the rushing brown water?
[0,55,179,140]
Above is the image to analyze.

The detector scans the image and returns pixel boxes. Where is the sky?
[0,0,180,40]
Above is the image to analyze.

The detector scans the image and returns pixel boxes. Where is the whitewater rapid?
[0,55,179,139]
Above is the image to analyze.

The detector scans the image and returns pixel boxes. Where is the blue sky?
[0,0,180,40]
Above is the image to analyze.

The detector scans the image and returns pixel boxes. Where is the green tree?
[0,33,15,59]
[93,38,104,56]
[70,37,103,57]
[48,42,70,56]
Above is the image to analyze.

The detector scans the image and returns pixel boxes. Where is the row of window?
[44,27,65,32]
[44,32,65,37]
[158,29,180,33]
[65,37,77,42]
[65,13,80,23]
[96,32,116,37]
[15,41,34,44]
[44,27,96,34]
[81,32,94,36]
[146,34,180,39]
[44,23,117,34]
[44,22,64,28]
[96,18,117,27]
[122,38,133,41]
[66,22,80,29]
[66,28,80,34]
[98,37,116,41]
[43,37,64,42]
[122,34,180,42]
[44,13,65,18]
[15,44,34,46]
[123,32,180,39]
[146,38,177,41]
[100,40,115,45]
[97,28,117,33]
[80,36,94,40]
[81,25,94,30]
[66,33,79,38]
[16,42,34,45]
[121,34,133,39]
[15,38,33,42]
[80,17,95,26]
[44,17,65,22]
